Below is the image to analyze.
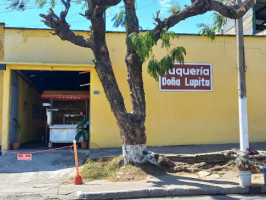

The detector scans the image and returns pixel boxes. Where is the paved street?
[130,194,266,200]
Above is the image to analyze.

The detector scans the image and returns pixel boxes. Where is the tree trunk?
[88,5,158,165]
[118,113,158,164]
[118,0,157,164]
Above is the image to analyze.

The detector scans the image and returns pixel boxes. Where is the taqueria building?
[0,23,266,150]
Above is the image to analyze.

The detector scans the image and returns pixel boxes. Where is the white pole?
[236,0,249,152]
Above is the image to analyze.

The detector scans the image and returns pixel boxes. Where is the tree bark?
[88,0,155,164]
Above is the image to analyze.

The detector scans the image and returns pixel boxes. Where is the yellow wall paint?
[3,28,266,148]
[5,28,94,64]
[89,68,121,148]
[0,24,4,144]
[9,64,93,72]
[18,76,42,143]
[0,24,4,61]
[91,34,266,147]
[0,71,3,143]
[1,66,11,150]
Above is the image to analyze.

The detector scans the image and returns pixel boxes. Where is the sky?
[0,0,214,34]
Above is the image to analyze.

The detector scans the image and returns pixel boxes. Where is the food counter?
[48,124,83,147]
[41,94,89,147]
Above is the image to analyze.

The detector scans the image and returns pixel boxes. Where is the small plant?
[13,118,22,143]
[75,117,89,142]
[235,154,255,172]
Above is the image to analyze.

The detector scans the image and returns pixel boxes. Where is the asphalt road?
[129,194,266,200]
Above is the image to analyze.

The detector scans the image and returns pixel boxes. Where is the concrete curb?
[74,186,266,200]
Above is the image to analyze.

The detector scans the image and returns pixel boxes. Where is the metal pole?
[236,0,249,152]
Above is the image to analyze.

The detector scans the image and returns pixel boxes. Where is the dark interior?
[256,3,266,32]
[21,70,90,91]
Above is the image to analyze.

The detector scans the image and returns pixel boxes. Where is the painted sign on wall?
[159,63,212,92]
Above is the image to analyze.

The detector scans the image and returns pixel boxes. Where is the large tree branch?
[88,0,129,125]
[210,0,254,18]
[84,0,121,20]
[93,0,121,8]
[153,0,255,40]
[123,0,146,116]
[60,0,71,19]
[40,2,92,48]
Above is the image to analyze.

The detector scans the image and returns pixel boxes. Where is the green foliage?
[111,6,132,28]
[127,28,178,62]
[212,12,226,33]
[6,0,25,10]
[127,28,185,81]
[171,46,186,63]
[37,0,57,8]
[38,0,47,8]
[161,27,176,50]
[75,117,90,142]
[147,46,186,80]
[6,0,57,9]
[235,155,255,172]
[112,9,126,28]
[13,118,22,142]
[198,12,227,41]
[127,31,157,62]
[169,1,180,15]
[50,0,55,8]
[198,23,216,41]
[198,0,230,40]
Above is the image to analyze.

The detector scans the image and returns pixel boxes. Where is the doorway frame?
[1,63,94,150]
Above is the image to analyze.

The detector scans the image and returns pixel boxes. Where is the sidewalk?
[68,175,266,200]
[0,142,266,200]
[71,142,266,200]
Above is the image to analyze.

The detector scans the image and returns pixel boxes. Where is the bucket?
[263,167,266,186]
[239,170,251,187]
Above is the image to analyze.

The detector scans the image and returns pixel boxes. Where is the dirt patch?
[79,154,265,185]
[79,156,168,182]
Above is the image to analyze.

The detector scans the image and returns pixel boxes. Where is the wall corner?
[0,23,5,62]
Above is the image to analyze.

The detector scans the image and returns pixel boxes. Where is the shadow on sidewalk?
[147,174,239,188]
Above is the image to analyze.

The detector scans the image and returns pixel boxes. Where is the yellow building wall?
[18,76,42,143]
[148,35,266,145]
[1,66,11,150]
[0,24,4,144]
[90,34,266,147]
[0,71,3,143]
[0,23,4,61]
[5,28,94,64]
[3,28,266,148]
[89,68,121,148]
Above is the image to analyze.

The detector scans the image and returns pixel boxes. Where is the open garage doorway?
[9,70,90,149]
